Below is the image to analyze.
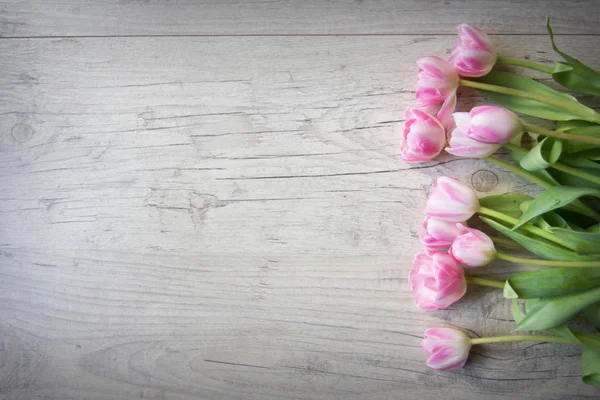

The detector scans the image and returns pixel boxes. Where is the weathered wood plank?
[0,35,599,399]
[1,0,599,37]
[0,251,590,400]
[2,35,596,254]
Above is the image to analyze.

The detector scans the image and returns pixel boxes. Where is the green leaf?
[546,324,581,344]
[536,211,570,231]
[557,120,600,133]
[479,194,532,219]
[547,17,600,96]
[504,267,600,299]
[556,121,600,154]
[519,137,563,171]
[513,286,600,331]
[570,148,600,161]
[550,227,600,254]
[547,148,600,193]
[504,283,518,299]
[524,298,539,314]
[559,155,600,170]
[573,332,600,351]
[549,139,563,162]
[583,303,600,330]
[510,299,525,324]
[522,307,600,351]
[481,217,598,261]
[509,140,562,186]
[547,168,600,190]
[475,71,584,121]
[514,186,600,230]
[554,207,600,231]
[582,348,600,386]
[588,224,600,234]
[542,325,600,352]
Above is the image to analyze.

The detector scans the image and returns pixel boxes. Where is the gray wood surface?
[1,1,599,399]
[1,0,600,36]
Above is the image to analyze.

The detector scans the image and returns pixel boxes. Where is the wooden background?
[1,1,599,399]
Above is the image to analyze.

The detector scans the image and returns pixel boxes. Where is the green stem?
[471,334,573,346]
[459,79,600,124]
[550,161,600,186]
[465,276,505,289]
[484,155,552,188]
[478,206,571,248]
[524,124,600,146]
[491,236,522,249]
[478,206,517,224]
[496,56,555,74]
[497,252,600,267]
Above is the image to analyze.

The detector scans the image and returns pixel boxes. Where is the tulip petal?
[400,108,446,163]
[451,24,496,77]
[416,56,459,106]
[422,327,471,370]
[446,125,501,158]
[468,106,523,144]
[452,112,471,132]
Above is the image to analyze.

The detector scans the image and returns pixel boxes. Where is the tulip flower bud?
[450,24,497,78]
[409,251,467,311]
[445,112,501,158]
[422,327,472,370]
[467,106,524,144]
[425,176,479,222]
[419,216,465,250]
[450,224,497,267]
[400,108,447,162]
[416,56,459,107]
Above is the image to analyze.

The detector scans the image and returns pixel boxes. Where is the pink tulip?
[450,24,497,78]
[445,112,501,158]
[450,224,497,267]
[466,106,523,144]
[400,108,447,162]
[425,176,479,222]
[422,327,472,370]
[416,56,459,107]
[419,216,465,250]
[409,251,466,311]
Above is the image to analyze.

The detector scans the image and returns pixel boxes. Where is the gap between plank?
[1,33,599,40]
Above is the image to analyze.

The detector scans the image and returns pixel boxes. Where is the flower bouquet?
[402,18,600,385]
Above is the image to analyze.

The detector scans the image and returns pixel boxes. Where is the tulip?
[450,24,497,78]
[422,327,472,370]
[419,216,465,250]
[400,108,447,162]
[450,224,498,267]
[445,112,502,158]
[416,56,459,107]
[409,251,467,311]
[425,176,479,222]
[465,106,524,144]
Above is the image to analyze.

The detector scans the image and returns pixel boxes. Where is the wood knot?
[471,169,499,192]
[11,123,34,143]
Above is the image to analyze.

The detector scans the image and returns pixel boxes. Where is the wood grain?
[1,0,600,37]
[1,5,600,400]
[2,35,596,254]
